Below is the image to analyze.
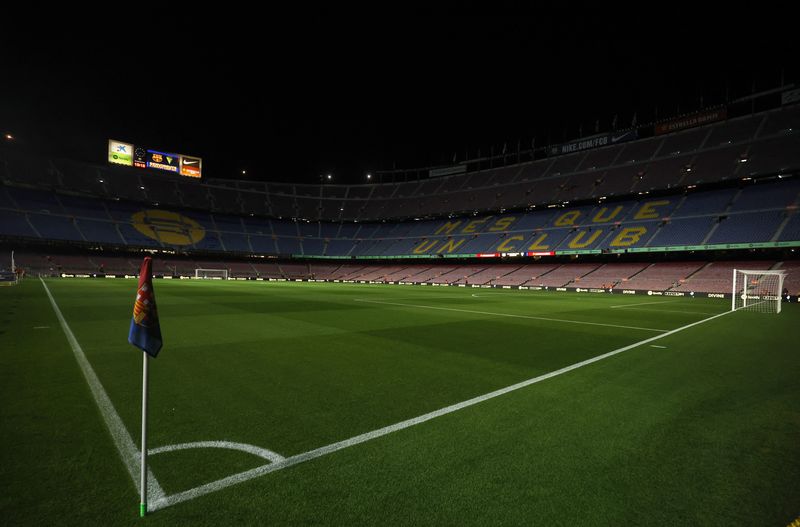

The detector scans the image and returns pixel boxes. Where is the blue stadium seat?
[27,213,82,241]
[0,210,37,238]
[220,233,251,252]
[76,219,125,244]
[707,211,785,244]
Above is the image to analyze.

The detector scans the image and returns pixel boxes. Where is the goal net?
[194,268,228,280]
[731,269,786,314]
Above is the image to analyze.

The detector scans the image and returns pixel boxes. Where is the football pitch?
[1,278,799,526]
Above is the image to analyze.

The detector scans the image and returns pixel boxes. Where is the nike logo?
[611,133,630,143]
[183,159,199,165]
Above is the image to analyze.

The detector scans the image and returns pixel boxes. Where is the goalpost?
[731,269,786,314]
[194,268,229,280]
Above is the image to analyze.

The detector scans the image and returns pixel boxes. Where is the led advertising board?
[146,150,180,173]
[108,140,202,177]
[108,140,134,166]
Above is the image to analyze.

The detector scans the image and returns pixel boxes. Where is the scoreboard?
[108,139,202,178]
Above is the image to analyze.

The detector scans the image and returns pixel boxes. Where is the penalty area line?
[40,278,166,507]
[153,306,736,511]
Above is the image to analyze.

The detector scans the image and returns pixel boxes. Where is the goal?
[194,268,228,280]
[731,269,786,314]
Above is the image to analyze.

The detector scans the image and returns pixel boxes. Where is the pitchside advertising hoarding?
[108,139,203,178]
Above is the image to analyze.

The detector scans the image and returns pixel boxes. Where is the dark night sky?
[1,11,797,184]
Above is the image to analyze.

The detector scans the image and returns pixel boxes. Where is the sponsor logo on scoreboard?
[108,140,134,166]
[147,150,180,172]
[180,156,202,178]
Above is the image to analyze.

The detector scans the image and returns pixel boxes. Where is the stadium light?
[4,133,13,141]
[98,179,104,183]
[139,186,145,190]
[327,174,333,181]
[366,173,372,180]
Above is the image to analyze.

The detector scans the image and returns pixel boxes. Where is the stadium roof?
[1,11,797,184]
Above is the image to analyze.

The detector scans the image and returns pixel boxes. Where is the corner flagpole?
[140,352,149,517]
[128,255,162,517]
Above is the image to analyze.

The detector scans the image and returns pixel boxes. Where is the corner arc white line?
[353,298,669,333]
[150,441,285,464]
[152,307,736,512]
[40,278,166,505]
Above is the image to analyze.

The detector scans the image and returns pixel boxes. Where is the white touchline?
[40,279,166,506]
[609,300,675,308]
[650,345,667,349]
[354,298,668,333]
[151,306,736,512]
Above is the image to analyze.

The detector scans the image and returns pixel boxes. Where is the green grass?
[1,278,799,526]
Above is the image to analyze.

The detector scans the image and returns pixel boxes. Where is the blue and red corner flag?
[128,256,162,358]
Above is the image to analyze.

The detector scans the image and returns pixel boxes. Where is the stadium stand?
[3,107,798,224]
[619,262,705,292]
[2,103,800,297]
[526,263,600,288]
[572,263,650,289]
[450,264,520,285]
[776,260,800,295]
[1,174,799,257]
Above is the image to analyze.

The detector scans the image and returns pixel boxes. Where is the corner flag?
[128,256,162,357]
[128,256,163,517]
